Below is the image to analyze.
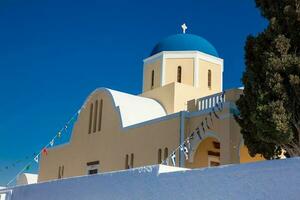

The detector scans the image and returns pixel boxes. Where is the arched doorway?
[186,136,221,168]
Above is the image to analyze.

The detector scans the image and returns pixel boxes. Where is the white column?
[220,60,224,91]
[161,53,165,86]
[142,63,146,92]
[193,53,199,88]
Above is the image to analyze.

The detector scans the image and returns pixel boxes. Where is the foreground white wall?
[2,158,300,200]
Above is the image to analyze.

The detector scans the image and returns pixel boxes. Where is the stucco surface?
[4,158,300,200]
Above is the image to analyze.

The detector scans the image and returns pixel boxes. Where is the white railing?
[196,92,225,111]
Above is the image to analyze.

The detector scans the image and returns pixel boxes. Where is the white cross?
[181,23,187,34]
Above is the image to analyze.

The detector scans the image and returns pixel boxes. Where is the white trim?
[143,52,163,64]
[193,53,199,87]
[161,53,165,86]
[144,51,223,65]
[220,60,224,91]
[142,63,145,92]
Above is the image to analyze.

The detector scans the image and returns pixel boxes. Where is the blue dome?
[150,34,219,57]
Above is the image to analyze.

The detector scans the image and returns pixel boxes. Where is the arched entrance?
[186,136,221,168]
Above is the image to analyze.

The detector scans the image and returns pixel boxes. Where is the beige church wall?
[141,82,175,114]
[240,146,264,163]
[39,89,182,182]
[173,83,206,113]
[117,116,181,167]
[143,60,162,92]
[141,82,207,115]
[227,115,243,164]
[164,58,194,86]
[38,145,71,182]
[198,59,222,96]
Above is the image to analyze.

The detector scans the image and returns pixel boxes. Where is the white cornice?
[143,52,164,64]
[143,51,224,68]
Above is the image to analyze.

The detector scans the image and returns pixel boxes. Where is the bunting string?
[161,92,228,166]
[6,109,81,187]
[5,91,237,185]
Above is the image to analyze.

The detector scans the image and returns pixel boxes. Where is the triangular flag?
[42,148,48,156]
[57,131,62,138]
[216,103,222,112]
[209,112,214,125]
[183,144,189,160]
[186,138,191,150]
[165,158,169,166]
[190,132,195,140]
[221,92,225,100]
[196,127,202,140]
[205,117,211,129]
[25,164,31,171]
[180,145,184,152]
[50,139,54,147]
[212,108,220,119]
[171,153,176,166]
[201,121,206,133]
[34,155,39,163]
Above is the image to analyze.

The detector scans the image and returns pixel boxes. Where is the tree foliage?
[236,0,300,159]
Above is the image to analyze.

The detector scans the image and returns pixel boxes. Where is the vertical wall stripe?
[93,100,98,133]
[164,147,168,160]
[88,103,94,134]
[125,154,129,169]
[98,99,103,132]
[158,149,162,164]
[130,153,134,168]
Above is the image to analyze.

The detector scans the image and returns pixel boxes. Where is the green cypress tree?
[236,0,300,159]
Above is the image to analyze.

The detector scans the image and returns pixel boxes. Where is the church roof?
[150,34,219,57]
[86,88,167,128]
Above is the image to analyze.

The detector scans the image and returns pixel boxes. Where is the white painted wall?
[2,158,300,200]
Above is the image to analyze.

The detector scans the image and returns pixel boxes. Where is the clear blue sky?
[0,0,267,185]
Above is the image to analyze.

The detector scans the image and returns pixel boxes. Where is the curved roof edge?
[82,88,167,128]
[150,34,219,57]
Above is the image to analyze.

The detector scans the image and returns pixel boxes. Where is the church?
[38,25,263,182]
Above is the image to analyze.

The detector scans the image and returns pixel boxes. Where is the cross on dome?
[181,23,187,34]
